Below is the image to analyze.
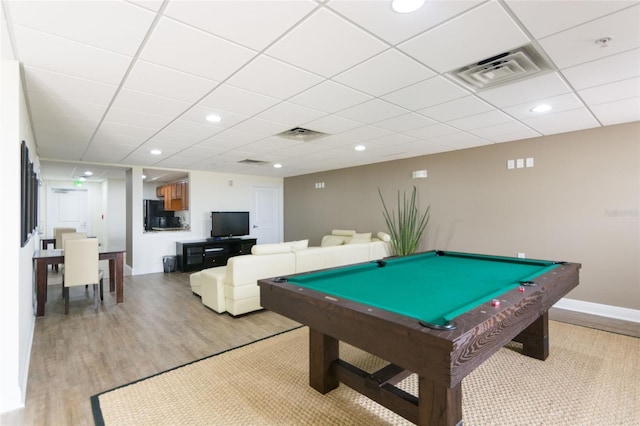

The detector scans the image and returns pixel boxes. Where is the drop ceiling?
[3,0,639,180]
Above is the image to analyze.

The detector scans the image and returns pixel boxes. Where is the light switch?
[526,157,534,167]
[516,158,524,168]
[507,160,515,170]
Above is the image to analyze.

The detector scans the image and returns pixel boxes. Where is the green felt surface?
[287,251,559,327]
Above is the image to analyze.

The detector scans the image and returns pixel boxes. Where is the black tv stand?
[176,237,257,272]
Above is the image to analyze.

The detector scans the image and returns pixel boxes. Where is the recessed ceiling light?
[391,0,425,13]
[355,145,366,151]
[206,114,222,123]
[531,104,552,113]
[141,174,146,179]
[273,163,282,169]
[150,149,162,155]
[78,176,86,182]
[83,170,93,176]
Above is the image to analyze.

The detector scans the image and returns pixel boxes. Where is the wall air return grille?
[276,127,328,142]
[448,44,552,91]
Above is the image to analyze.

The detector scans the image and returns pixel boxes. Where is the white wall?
[0,58,36,413]
[130,169,283,274]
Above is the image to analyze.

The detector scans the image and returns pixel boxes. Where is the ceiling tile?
[266,8,387,77]
[337,99,408,124]
[140,17,256,81]
[417,96,494,122]
[110,88,191,119]
[522,108,600,134]
[226,55,323,99]
[97,120,159,140]
[398,1,531,73]
[13,25,132,85]
[468,121,541,143]
[150,120,221,145]
[255,102,327,127]
[539,5,640,69]
[302,114,364,134]
[503,93,586,120]
[164,0,317,51]
[231,117,291,138]
[337,125,393,141]
[404,123,460,140]
[8,0,155,55]
[578,77,640,106]
[288,80,372,113]
[375,113,437,132]
[198,84,280,116]
[430,132,492,150]
[333,49,435,97]
[478,72,571,108]
[28,91,107,121]
[102,106,172,130]
[505,0,638,39]
[179,104,249,129]
[382,76,469,111]
[91,132,149,148]
[590,97,640,125]
[23,66,117,105]
[561,49,640,90]
[447,110,514,131]
[327,0,483,45]
[124,60,218,103]
[126,1,164,13]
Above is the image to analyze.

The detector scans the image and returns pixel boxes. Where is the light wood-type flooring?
[0,269,300,426]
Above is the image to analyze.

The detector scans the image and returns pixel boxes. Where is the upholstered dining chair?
[62,238,103,314]
[53,227,76,271]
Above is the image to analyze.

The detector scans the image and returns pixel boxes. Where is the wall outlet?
[518,252,526,258]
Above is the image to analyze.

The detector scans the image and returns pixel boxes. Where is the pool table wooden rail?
[259,257,581,426]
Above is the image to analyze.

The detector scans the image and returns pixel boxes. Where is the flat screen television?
[210,211,250,238]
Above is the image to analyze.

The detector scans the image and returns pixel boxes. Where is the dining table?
[33,247,126,317]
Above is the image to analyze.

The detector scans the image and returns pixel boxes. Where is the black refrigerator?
[143,200,166,231]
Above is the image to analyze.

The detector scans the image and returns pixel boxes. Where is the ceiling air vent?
[276,127,328,142]
[448,44,552,91]
[238,159,270,165]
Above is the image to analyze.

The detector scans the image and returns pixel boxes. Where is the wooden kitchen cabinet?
[157,181,189,211]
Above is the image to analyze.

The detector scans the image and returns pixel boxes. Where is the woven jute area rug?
[92,321,639,425]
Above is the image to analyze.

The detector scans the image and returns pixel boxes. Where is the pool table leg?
[513,311,549,360]
[309,328,339,393]
[419,376,463,426]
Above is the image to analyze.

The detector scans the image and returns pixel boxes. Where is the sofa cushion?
[289,239,309,251]
[331,229,356,237]
[295,244,370,273]
[226,252,296,286]
[347,232,372,244]
[320,235,346,247]
[251,242,292,255]
[377,231,391,242]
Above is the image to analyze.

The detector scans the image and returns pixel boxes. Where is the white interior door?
[251,185,281,244]
[47,188,90,236]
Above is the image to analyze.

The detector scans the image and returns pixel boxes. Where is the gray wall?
[284,122,639,310]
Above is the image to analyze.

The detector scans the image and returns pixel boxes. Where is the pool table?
[258,250,580,426]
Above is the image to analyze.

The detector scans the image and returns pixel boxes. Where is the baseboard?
[551,298,639,337]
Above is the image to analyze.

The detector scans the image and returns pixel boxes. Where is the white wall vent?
[448,44,552,91]
[276,127,328,142]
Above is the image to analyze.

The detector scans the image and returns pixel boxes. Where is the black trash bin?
[163,255,176,273]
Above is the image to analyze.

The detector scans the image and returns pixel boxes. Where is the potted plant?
[378,186,430,256]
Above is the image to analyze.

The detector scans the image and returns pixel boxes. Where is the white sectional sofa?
[190,230,391,316]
